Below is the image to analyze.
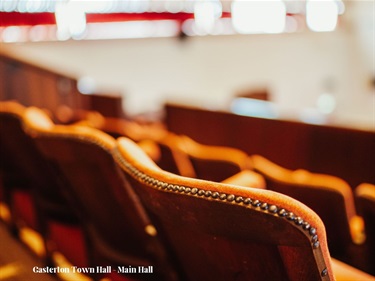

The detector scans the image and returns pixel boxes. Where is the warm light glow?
[165,0,184,13]
[182,18,234,36]
[231,98,279,119]
[0,24,57,43]
[231,0,286,34]
[0,0,344,42]
[77,76,96,94]
[26,0,45,12]
[127,0,150,13]
[55,3,71,40]
[1,0,17,12]
[84,20,180,40]
[194,0,222,34]
[336,0,345,14]
[29,25,48,41]
[0,0,203,13]
[69,1,87,38]
[79,0,115,13]
[317,93,336,114]
[55,1,86,40]
[306,0,339,32]
[284,0,304,14]
[299,108,327,124]
[2,26,23,42]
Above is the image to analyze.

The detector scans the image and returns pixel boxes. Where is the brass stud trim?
[113,150,323,251]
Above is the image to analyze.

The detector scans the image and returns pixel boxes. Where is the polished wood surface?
[165,103,375,189]
[115,137,335,281]
[0,50,126,121]
[24,107,176,280]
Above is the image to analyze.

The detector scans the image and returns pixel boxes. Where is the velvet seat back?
[114,137,334,281]
[25,107,177,280]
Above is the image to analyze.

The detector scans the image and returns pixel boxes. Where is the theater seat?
[75,112,194,178]
[0,101,82,264]
[137,135,265,189]
[331,258,374,281]
[77,112,168,141]
[114,137,374,281]
[221,170,266,189]
[177,135,253,183]
[355,183,375,275]
[76,114,264,189]
[250,154,367,271]
[24,106,178,281]
[137,134,196,178]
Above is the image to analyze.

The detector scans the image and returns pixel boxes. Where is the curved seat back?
[0,101,82,264]
[0,101,78,226]
[114,137,334,281]
[24,107,177,280]
[251,154,361,263]
[355,183,375,275]
[177,136,251,182]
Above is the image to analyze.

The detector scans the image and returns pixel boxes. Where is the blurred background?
[0,0,374,128]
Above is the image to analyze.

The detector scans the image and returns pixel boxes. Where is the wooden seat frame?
[23,106,178,280]
[251,154,365,268]
[114,137,335,281]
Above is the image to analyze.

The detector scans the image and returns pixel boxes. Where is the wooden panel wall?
[0,53,81,113]
[0,52,126,119]
[165,103,375,188]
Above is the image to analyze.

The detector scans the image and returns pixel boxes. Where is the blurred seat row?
[0,100,374,281]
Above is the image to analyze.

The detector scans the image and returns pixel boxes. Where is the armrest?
[349,215,366,244]
[71,111,105,128]
[137,140,161,162]
[332,258,375,281]
[221,170,266,189]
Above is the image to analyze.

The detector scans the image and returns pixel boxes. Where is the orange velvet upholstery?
[137,134,196,178]
[77,114,265,189]
[77,114,264,187]
[84,113,168,141]
[0,101,39,231]
[0,101,82,263]
[177,135,253,183]
[221,170,266,189]
[251,154,367,270]
[136,134,267,189]
[165,103,375,189]
[76,113,193,178]
[24,106,177,280]
[331,258,375,281]
[114,137,339,281]
[355,183,375,275]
